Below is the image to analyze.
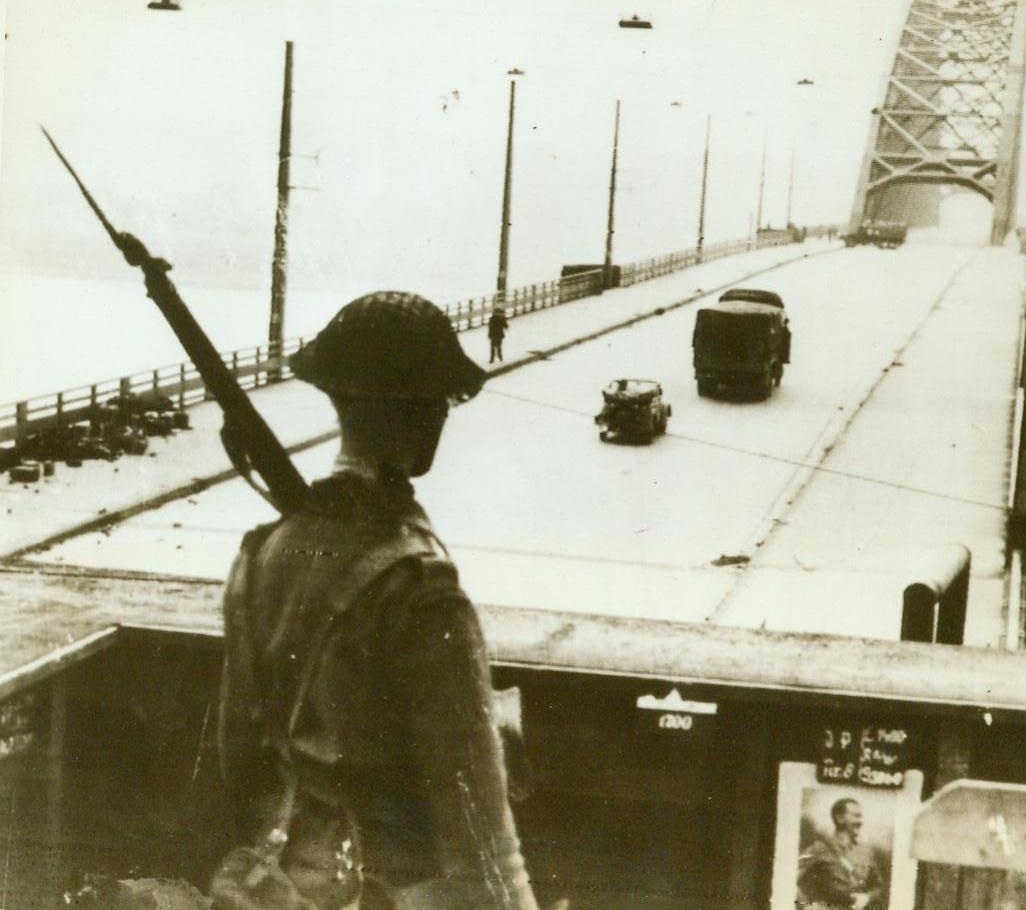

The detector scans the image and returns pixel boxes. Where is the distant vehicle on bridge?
[757,225,807,246]
[595,378,671,443]
[692,288,791,400]
[843,219,908,249]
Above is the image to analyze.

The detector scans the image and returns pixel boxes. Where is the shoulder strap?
[264,523,447,851]
[285,522,446,741]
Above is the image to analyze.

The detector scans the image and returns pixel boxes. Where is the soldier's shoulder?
[224,521,284,610]
[372,546,461,602]
[238,519,283,555]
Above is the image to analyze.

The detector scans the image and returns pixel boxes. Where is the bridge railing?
[3,228,837,454]
[441,269,604,329]
[619,241,746,286]
[0,272,598,449]
[617,224,837,288]
[0,339,306,449]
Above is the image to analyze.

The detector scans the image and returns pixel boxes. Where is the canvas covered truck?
[692,288,791,400]
[843,220,908,249]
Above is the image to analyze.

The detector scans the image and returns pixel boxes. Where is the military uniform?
[487,310,508,364]
[797,835,885,910]
[215,293,538,910]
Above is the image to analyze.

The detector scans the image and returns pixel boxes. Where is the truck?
[692,288,791,400]
[843,220,907,249]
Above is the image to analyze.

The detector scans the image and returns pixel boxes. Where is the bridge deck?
[3,239,1025,708]
[0,242,823,558]
[719,245,1023,647]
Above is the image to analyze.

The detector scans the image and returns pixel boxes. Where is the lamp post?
[603,99,622,289]
[697,114,711,261]
[787,79,815,230]
[785,146,795,227]
[268,40,293,382]
[755,127,767,237]
[496,76,519,303]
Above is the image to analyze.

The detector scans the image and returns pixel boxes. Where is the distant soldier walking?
[488,306,509,363]
[214,291,540,910]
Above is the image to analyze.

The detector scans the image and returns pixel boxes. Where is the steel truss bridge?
[850,0,1026,244]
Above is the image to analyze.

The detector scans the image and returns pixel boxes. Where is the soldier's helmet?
[289,291,485,401]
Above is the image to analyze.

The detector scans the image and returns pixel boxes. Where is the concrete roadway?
[17,239,1025,650]
[0,241,826,558]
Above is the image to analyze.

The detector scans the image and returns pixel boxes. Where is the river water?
[1,265,496,404]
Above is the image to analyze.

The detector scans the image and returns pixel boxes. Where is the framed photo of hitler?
[770,763,924,910]
[795,787,895,910]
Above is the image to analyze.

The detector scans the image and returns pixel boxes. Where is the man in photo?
[797,797,886,910]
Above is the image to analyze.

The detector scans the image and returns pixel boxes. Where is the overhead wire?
[481,387,1008,513]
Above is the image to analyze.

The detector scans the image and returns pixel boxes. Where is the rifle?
[42,127,310,515]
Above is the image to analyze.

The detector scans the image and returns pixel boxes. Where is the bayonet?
[42,127,310,515]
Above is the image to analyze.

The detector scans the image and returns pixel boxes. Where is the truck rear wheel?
[697,379,713,397]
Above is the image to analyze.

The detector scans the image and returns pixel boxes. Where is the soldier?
[488,306,509,364]
[214,291,540,910]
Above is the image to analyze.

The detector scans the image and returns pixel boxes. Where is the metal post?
[268,40,293,381]
[15,402,28,447]
[604,99,622,289]
[496,79,516,302]
[785,146,795,227]
[755,128,767,235]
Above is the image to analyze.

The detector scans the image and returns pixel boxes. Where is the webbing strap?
[285,524,444,743]
[263,524,446,853]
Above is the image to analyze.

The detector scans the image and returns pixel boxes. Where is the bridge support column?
[991,0,1026,245]
[847,0,914,234]
[851,0,1026,240]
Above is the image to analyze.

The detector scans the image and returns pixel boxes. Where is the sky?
[0,0,908,298]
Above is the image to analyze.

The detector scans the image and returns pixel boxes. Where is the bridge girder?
[850,0,1026,244]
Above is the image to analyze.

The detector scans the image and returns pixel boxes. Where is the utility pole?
[603,99,622,289]
[786,146,795,227]
[268,40,293,382]
[755,128,767,237]
[697,114,710,262]
[496,79,517,302]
